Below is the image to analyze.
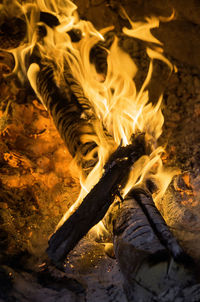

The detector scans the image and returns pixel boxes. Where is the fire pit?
[0,1,200,301]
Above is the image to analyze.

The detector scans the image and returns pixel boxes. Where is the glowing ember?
[3,0,178,233]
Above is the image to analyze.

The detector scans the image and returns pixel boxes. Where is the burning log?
[0,9,113,175]
[46,134,146,265]
[25,31,188,269]
[27,57,114,175]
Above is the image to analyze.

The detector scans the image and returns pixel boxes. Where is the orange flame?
[4,0,178,232]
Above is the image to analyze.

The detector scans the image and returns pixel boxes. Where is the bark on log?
[112,189,199,301]
[46,135,146,265]
[27,57,114,175]
[128,188,187,261]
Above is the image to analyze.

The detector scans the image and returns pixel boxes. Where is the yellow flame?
[122,7,175,44]
[6,0,178,235]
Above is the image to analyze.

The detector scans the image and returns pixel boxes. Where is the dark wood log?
[105,188,190,263]
[129,188,188,262]
[112,189,199,301]
[46,134,146,265]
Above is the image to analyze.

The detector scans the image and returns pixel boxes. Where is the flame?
[4,0,178,233]
[122,7,175,44]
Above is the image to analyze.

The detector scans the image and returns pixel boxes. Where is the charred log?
[27,58,114,174]
[46,135,146,265]
[112,189,199,301]
[112,188,193,264]
[129,188,189,262]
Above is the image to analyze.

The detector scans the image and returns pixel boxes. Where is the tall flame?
[3,0,178,232]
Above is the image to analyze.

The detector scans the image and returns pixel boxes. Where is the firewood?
[112,188,192,263]
[128,188,188,262]
[27,58,115,175]
[46,134,146,265]
[112,189,198,301]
